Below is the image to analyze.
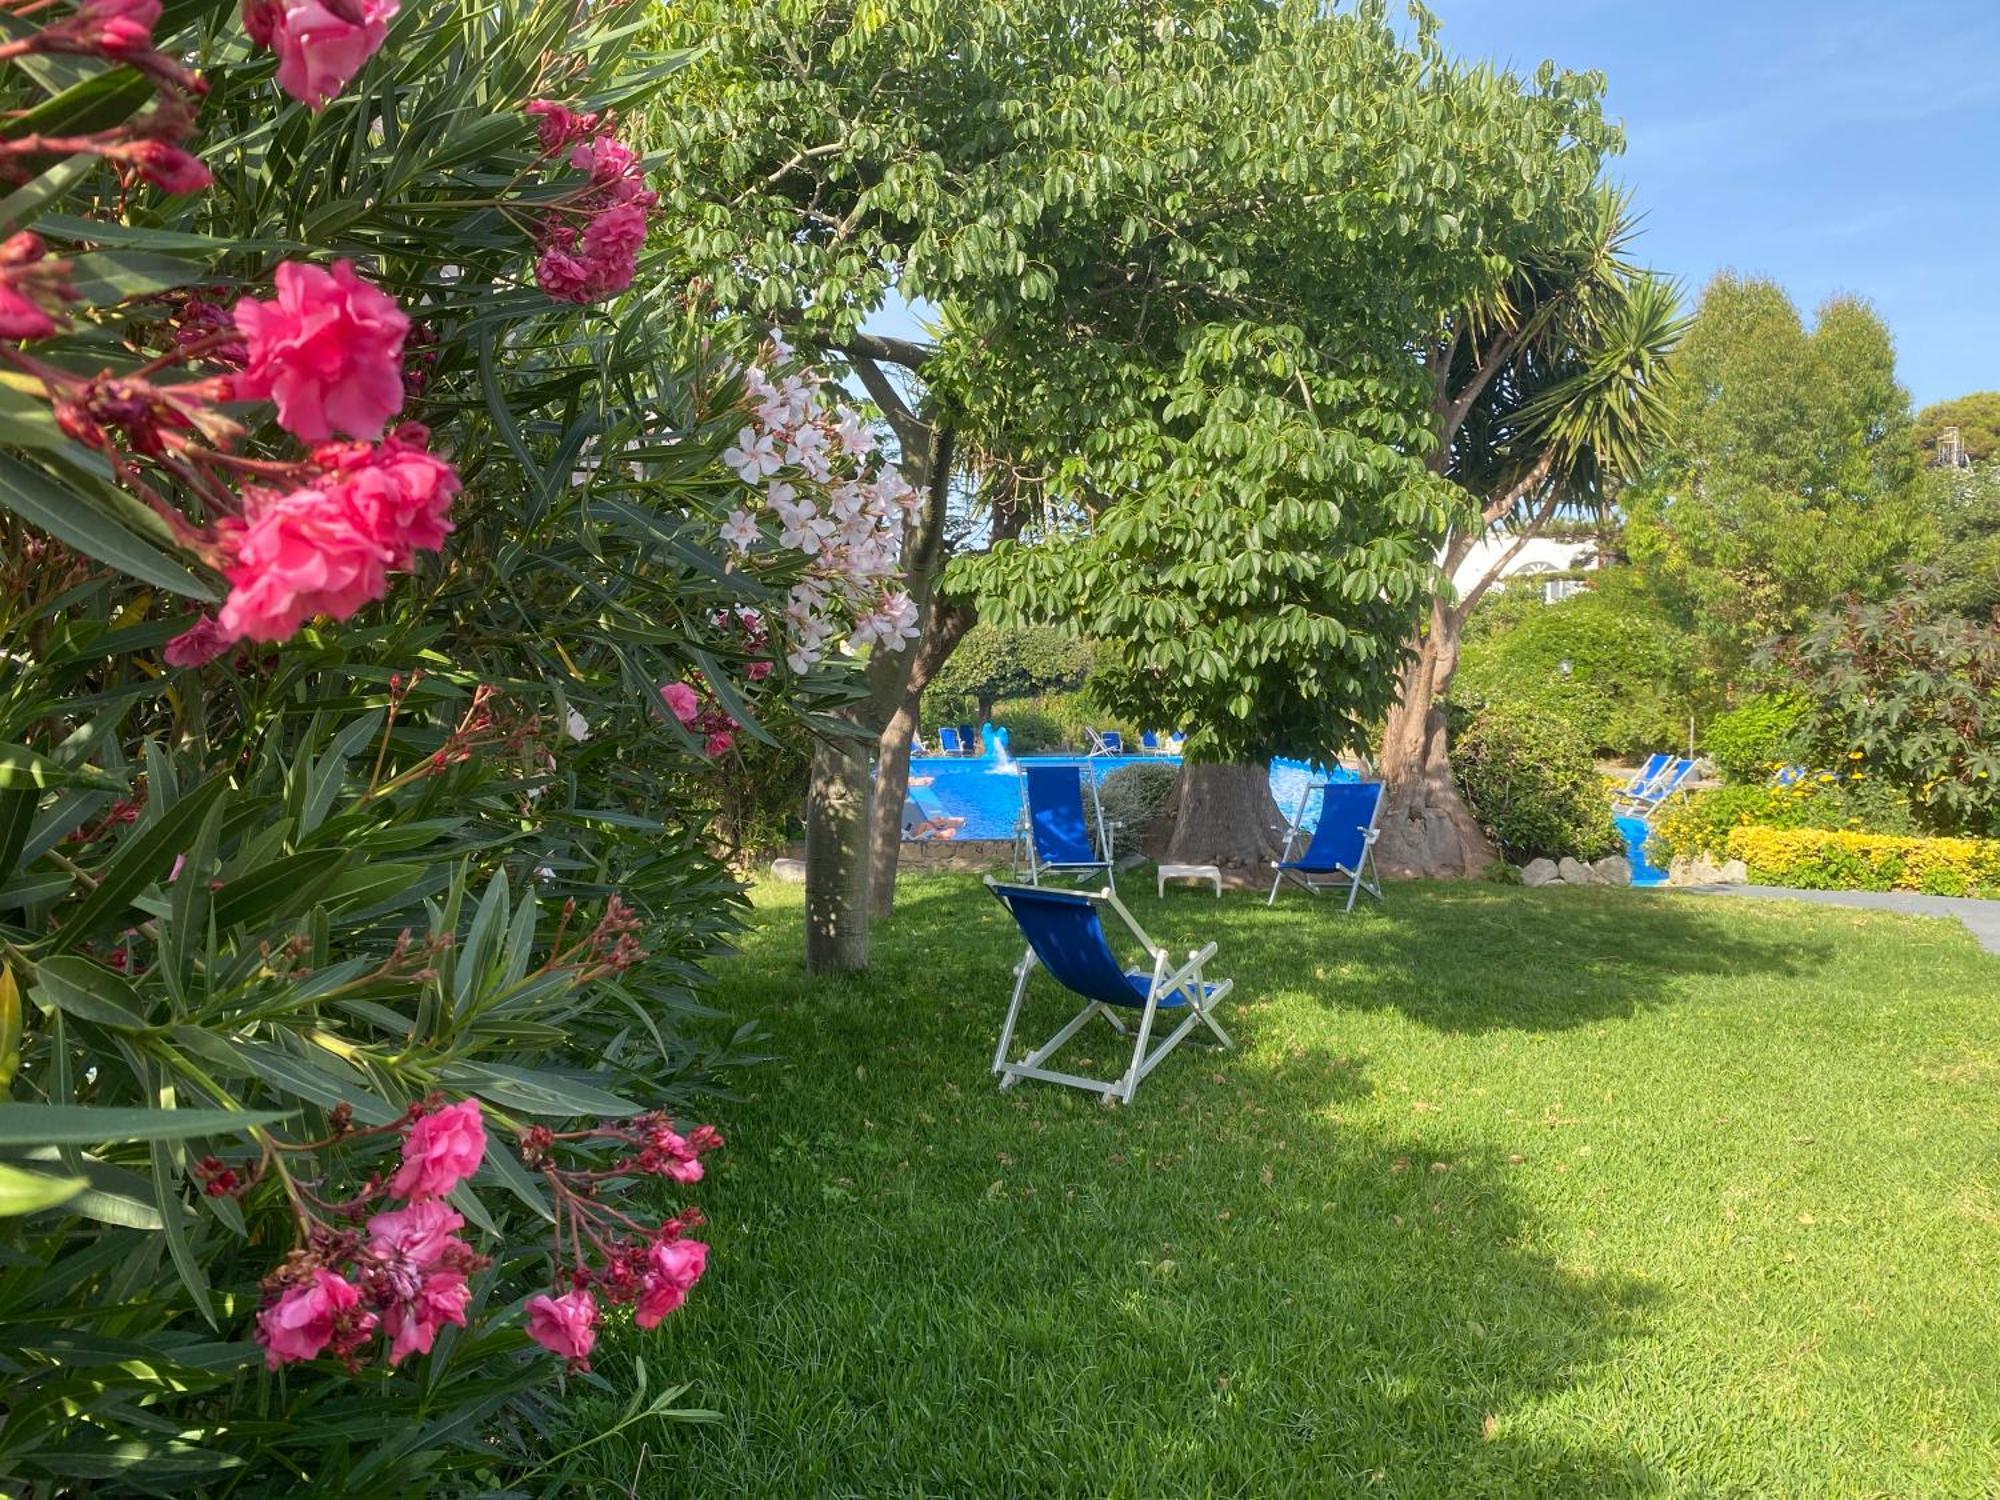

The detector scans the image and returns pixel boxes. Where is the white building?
[1447,534,1600,604]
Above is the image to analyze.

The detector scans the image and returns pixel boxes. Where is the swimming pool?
[903,753,1356,842]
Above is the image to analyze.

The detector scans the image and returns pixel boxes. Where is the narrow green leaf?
[0,1104,288,1146]
[0,453,218,600]
[50,774,227,948]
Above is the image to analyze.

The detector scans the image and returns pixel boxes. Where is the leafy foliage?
[1624,275,1925,657]
[0,0,881,1487]
[1652,776,1917,864]
[1451,703,1619,863]
[1912,460,2000,619]
[1722,826,2000,897]
[1700,693,1812,784]
[926,624,1091,724]
[1771,573,2000,836]
[1914,391,2000,464]
[1453,574,1709,757]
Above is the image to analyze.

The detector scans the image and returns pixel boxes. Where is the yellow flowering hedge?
[1723,827,2000,897]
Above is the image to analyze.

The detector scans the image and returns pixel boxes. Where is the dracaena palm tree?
[1376,196,1686,878]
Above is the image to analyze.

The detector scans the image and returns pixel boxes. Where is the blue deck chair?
[1772,764,1808,787]
[985,879,1233,1103]
[1168,730,1187,750]
[1268,780,1385,911]
[1615,753,1670,805]
[937,726,965,756]
[956,723,978,756]
[1615,757,1696,817]
[1139,729,1163,753]
[1016,763,1116,889]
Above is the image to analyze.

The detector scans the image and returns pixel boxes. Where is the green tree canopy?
[928,623,1091,721]
[1624,275,1924,655]
[1915,391,2000,465]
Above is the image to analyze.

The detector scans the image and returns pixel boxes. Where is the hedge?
[1724,827,2000,897]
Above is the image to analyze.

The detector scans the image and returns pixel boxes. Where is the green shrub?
[1773,575,2000,836]
[1651,777,1918,863]
[990,699,1067,754]
[1097,763,1181,856]
[930,625,1093,721]
[1453,703,1620,862]
[1724,827,2000,896]
[1702,693,1812,784]
[1453,574,1711,759]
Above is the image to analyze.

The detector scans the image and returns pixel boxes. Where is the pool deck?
[1678,883,2000,955]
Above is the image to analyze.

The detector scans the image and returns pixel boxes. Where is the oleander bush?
[1452,702,1619,863]
[0,0,915,1489]
[1723,827,2000,897]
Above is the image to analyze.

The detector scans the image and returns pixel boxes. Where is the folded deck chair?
[1018,763,1115,888]
[1168,730,1187,750]
[1084,727,1117,756]
[985,879,1233,1104]
[1268,780,1385,911]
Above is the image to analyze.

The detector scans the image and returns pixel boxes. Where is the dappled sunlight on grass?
[568,874,2000,1496]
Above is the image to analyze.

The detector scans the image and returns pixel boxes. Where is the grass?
[572,875,2000,1497]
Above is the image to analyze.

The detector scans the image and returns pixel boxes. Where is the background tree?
[1914,391,2000,465]
[927,623,1092,725]
[1373,195,1685,879]
[1623,276,1925,661]
[1913,459,2000,618]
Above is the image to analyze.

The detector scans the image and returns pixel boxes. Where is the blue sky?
[871,1,1999,411]
[1421,0,2000,410]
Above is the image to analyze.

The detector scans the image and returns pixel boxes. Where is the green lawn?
[576,875,2000,1497]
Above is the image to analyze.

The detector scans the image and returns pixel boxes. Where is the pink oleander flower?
[702,730,734,758]
[257,0,399,110]
[256,1268,370,1369]
[579,200,648,296]
[524,1288,597,1366]
[525,99,598,153]
[234,259,408,441]
[660,681,700,726]
[647,1128,704,1184]
[533,241,594,304]
[633,1238,707,1330]
[568,134,636,183]
[319,424,459,563]
[0,285,56,341]
[164,614,237,667]
[125,140,213,195]
[217,483,392,642]
[381,1271,469,1365]
[366,1198,466,1268]
[389,1098,486,1202]
[77,0,161,52]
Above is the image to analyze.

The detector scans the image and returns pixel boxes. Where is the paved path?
[1678,883,2000,955]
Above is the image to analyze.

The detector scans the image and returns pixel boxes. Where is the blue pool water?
[904,752,1356,841]
[1615,814,1668,887]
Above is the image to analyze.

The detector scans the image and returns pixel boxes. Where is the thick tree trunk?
[1375,600,1496,880]
[867,600,973,920]
[1163,762,1286,870]
[804,733,873,973]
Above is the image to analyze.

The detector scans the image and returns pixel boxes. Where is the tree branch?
[843,350,928,461]
[1454,480,1564,622]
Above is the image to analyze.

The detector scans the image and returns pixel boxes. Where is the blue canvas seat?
[1612,755,1696,818]
[1085,727,1125,756]
[986,879,1233,1103]
[937,726,965,756]
[1268,780,1385,911]
[1139,729,1163,752]
[1015,763,1116,889]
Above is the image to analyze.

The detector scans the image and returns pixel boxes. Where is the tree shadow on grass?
[1176,878,1838,1036]
[585,887,1671,1496]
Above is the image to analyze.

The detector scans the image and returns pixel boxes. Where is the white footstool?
[1157,862,1223,897]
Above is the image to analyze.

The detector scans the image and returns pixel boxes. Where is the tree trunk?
[1374,600,1496,880]
[804,732,873,973]
[1163,762,1286,870]
[866,600,973,920]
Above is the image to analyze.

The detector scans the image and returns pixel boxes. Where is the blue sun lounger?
[1268,780,1385,911]
[1617,753,1670,803]
[985,879,1233,1104]
[1613,756,1696,817]
[1086,727,1125,756]
[1016,763,1116,889]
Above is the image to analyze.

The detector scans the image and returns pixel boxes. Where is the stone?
[1557,856,1593,886]
[1590,855,1632,887]
[1717,858,1749,885]
[1520,857,1560,888]
[769,857,807,884]
[1670,852,1725,887]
